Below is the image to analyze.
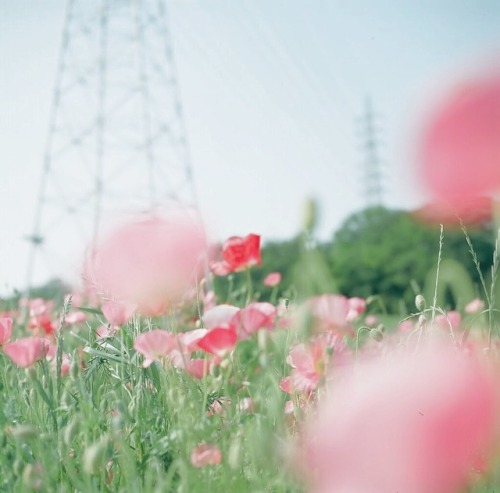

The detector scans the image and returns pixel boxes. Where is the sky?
[1,0,500,295]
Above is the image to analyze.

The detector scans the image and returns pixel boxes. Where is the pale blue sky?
[1,0,500,293]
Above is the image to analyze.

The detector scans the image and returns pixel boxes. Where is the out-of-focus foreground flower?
[83,212,207,316]
[301,341,498,493]
[419,68,500,221]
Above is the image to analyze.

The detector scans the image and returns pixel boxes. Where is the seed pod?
[370,328,384,342]
[415,295,426,311]
[63,417,81,446]
[303,197,318,234]
[228,439,241,470]
[83,435,110,475]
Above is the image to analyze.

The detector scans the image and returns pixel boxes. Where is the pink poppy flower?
[65,310,87,325]
[3,337,48,368]
[210,234,261,275]
[176,328,208,353]
[263,272,281,287]
[346,297,366,321]
[279,376,293,394]
[96,325,119,339]
[435,311,462,332]
[0,317,12,345]
[308,295,351,333]
[209,260,233,276]
[419,69,500,219]
[101,301,136,326]
[190,443,222,468]
[302,343,498,493]
[286,335,341,393]
[20,298,53,318]
[203,290,216,311]
[84,213,207,316]
[202,304,240,330]
[197,327,237,357]
[28,313,55,336]
[231,302,276,339]
[364,314,378,327]
[165,329,208,370]
[286,343,324,393]
[184,358,215,379]
[133,330,177,368]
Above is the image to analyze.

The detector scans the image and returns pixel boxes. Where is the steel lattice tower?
[26,0,197,290]
[358,96,384,207]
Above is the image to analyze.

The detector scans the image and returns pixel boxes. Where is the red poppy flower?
[210,234,261,276]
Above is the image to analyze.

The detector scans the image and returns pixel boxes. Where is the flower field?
[2,65,500,493]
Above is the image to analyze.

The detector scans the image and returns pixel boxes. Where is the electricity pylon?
[358,96,384,207]
[26,0,197,291]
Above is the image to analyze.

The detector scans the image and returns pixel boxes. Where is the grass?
[0,301,303,492]
[1,225,499,492]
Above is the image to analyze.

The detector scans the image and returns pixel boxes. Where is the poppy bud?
[415,294,426,311]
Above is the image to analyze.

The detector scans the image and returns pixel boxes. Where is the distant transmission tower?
[358,96,384,207]
[26,0,197,290]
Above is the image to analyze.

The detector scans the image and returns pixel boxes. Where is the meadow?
[2,64,500,493]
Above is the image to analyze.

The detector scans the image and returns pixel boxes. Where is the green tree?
[329,206,494,313]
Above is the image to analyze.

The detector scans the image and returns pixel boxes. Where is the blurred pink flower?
[398,319,415,333]
[3,337,48,368]
[203,290,216,311]
[84,213,207,316]
[415,197,493,226]
[302,343,498,493]
[176,328,207,353]
[364,314,378,327]
[133,330,177,368]
[435,311,462,332]
[190,443,222,468]
[202,304,240,330]
[101,301,136,326]
[20,298,53,318]
[263,272,282,287]
[231,302,276,339]
[65,310,87,325]
[465,298,485,314]
[184,358,214,379]
[96,325,119,339]
[419,69,500,218]
[346,297,366,321]
[0,317,13,345]
[308,295,351,333]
